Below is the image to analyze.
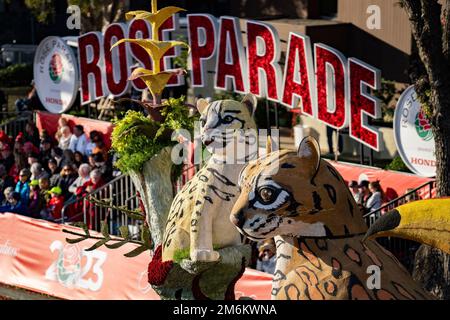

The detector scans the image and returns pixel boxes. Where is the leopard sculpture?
[230,136,449,300]
[162,94,258,263]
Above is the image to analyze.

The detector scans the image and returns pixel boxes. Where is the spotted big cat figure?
[230,137,450,300]
[162,94,259,263]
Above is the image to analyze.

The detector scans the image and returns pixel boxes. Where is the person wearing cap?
[0,192,27,215]
[15,168,31,206]
[256,239,277,274]
[0,130,12,150]
[357,180,372,210]
[69,125,88,155]
[39,177,51,201]
[348,180,361,204]
[28,180,45,218]
[40,186,64,221]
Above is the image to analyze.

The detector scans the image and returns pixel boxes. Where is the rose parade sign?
[34,13,382,151]
[394,85,436,177]
[33,36,79,114]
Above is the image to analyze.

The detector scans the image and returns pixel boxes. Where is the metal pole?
[359,143,365,165]
[274,102,279,129]
[265,99,271,135]
[369,149,374,167]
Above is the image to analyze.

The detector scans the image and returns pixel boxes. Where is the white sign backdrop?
[393,85,436,177]
[34,36,79,114]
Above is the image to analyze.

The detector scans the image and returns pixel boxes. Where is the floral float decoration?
[65,0,252,300]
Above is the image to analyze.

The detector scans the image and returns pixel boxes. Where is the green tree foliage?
[23,0,129,32]
[24,0,55,23]
[0,64,33,87]
[385,156,411,173]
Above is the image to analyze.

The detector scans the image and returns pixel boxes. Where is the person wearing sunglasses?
[14,168,31,206]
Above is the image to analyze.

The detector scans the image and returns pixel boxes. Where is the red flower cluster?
[147,245,173,286]
[418,110,431,131]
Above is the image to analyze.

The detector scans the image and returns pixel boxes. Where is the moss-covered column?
[129,147,173,247]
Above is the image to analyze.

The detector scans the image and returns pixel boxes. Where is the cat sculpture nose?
[230,210,245,228]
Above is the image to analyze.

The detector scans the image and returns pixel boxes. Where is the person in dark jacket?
[92,153,112,182]
[28,180,45,218]
[48,158,61,187]
[0,144,15,172]
[0,192,28,216]
[0,164,14,203]
[55,164,78,200]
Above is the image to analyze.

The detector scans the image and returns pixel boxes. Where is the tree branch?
[402,0,449,114]
[443,0,450,60]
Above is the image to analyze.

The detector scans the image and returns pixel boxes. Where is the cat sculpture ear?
[297,136,321,178]
[241,94,258,116]
[196,98,210,115]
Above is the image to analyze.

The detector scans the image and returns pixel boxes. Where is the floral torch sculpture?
[110,0,189,249]
[108,0,251,300]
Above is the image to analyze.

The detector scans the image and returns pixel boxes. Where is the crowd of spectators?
[0,118,117,222]
[348,180,385,214]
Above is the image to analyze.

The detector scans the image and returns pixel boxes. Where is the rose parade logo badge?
[49,53,64,84]
[54,244,83,288]
[45,240,107,291]
[415,109,433,141]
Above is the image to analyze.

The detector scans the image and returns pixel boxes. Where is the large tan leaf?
[128,68,186,96]
[125,7,186,30]
[111,39,189,63]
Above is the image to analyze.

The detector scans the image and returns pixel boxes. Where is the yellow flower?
[111,39,189,65]
[125,7,185,31]
[128,67,186,96]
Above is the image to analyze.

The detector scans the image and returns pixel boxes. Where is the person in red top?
[40,186,65,222]
[78,169,104,229]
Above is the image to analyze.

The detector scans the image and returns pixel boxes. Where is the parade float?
[2,0,449,301]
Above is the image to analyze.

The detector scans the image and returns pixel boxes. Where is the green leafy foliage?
[385,156,411,173]
[0,64,33,87]
[111,96,198,173]
[23,0,55,24]
[111,110,166,173]
[158,96,198,138]
[63,221,152,258]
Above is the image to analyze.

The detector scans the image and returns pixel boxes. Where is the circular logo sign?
[393,85,436,177]
[49,53,64,84]
[34,36,78,114]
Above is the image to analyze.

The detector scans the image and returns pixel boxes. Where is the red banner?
[333,161,434,200]
[0,213,272,300]
[35,111,114,149]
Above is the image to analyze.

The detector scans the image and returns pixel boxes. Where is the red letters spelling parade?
[78,14,382,151]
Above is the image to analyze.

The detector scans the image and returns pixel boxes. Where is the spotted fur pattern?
[162,95,258,262]
[230,137,432,300]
